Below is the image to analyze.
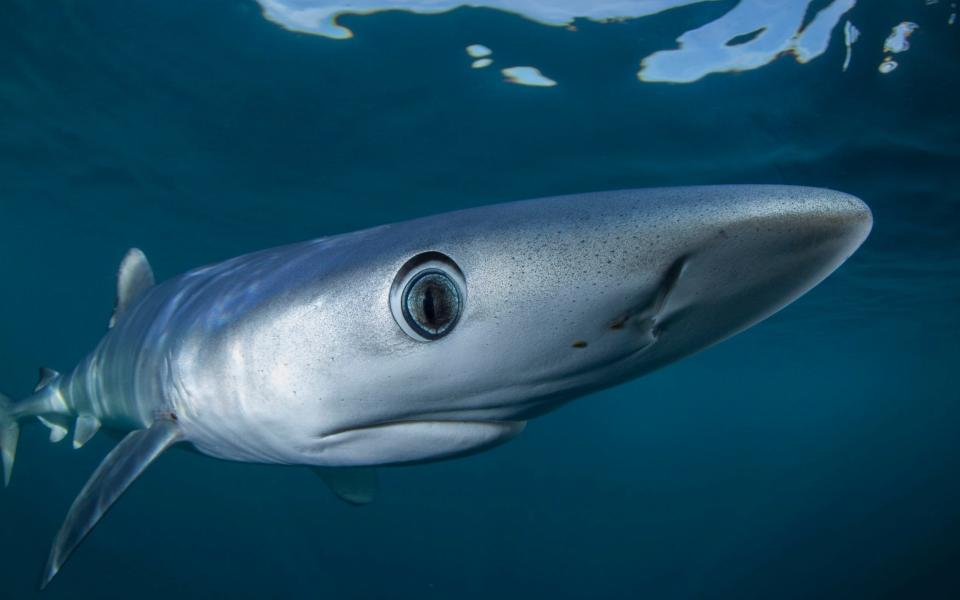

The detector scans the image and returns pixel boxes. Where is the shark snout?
[825,190,873,235]
[769,188,872,258]
[752,187,872,280]
[635,187,872,368]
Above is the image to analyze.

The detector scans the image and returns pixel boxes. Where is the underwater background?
[1,0,958,598]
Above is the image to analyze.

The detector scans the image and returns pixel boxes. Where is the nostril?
[609,317,628,331]
[629,317,660,352]
[632,317,660,345]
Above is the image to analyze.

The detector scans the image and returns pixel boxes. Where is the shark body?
[0,185,872,587]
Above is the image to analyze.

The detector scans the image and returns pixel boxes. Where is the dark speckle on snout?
[571,340,588,349]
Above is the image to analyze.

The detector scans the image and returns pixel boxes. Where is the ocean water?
[1,0,958,598]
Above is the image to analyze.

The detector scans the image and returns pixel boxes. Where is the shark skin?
[0,185,872,587]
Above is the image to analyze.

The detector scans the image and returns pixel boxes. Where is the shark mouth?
[315,419,527,466]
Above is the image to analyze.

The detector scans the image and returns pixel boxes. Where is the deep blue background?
[1,0,958,598]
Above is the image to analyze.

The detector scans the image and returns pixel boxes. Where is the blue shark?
[0,185,871,587]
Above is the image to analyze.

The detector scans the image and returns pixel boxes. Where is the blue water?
[1,0,958,598]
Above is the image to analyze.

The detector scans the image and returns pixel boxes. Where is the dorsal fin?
[109,248,155,329]
[313,467,378,506]
[34,367,61,393]
[41,418,181,588]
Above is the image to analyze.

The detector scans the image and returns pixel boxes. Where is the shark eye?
[403,270,461,339]
[390,252,466,341]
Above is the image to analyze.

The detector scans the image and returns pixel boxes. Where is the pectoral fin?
[313,467,378,506]
[42,418,182,589]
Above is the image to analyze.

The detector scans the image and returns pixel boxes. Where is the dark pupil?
[415,279,451,329]
[423,285,437,323]
[406,272,459,337]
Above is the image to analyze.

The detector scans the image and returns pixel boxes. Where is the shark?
[0,185,871,588]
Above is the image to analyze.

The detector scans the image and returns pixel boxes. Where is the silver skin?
[26,185,871,468]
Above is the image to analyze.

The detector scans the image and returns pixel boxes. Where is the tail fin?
[0,393,19,487]
[1,370,68,486]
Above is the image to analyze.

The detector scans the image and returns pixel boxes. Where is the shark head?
[175,185,871,466]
